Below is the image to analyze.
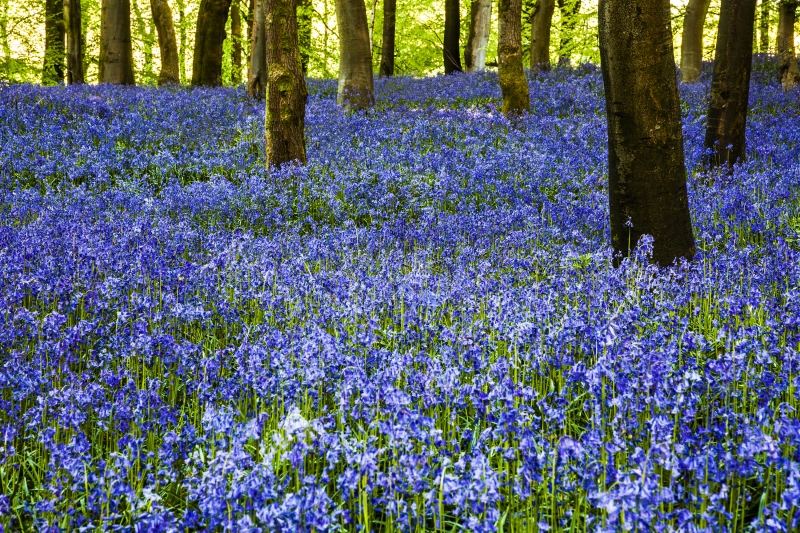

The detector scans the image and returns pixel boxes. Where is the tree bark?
[704,0,757,169]
[444,0,462,73]
[599,0,696,266]
[192,0,233,86]
[248,0,267,97]
[530,0,555,70]
[680,0,712,82]
[556,0,580,65]
[379,0,396,76]
[335,0,374,110]
[263,0,307,166]
[777,2,800,89]
[100,0,135,84]
[498,0,529,115]
[43,0,66,85]
[465,0,492,71]
[230,0,242,83]
[150,0,180,85]
[64,0,84,84]
[760,0,770,52]
[297,0,312,74]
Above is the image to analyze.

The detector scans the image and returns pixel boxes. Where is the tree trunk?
[379,0,396,76]
[704,0,757,169]
[530,0,554,70]
[465,0,492,71]
[43,0,66,85]
[298,0,312,74]
[498,0,529,115]
[680,0,712,82]
[335,0,374,110]
[132,0,155,82]
[760,0,770,52]
[177,0,186,82]
[263,0,307,166]
[192,0,233,86]
[444,0,462,73]
[777,2,800,89]
[150,0,180,85]
[248,0,267,97]
[556,0,580,65]
[599,0,696,267]
[100,0,135,84]
[64,0,84,84]
[230,0,242,84]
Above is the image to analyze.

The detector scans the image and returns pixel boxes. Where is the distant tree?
[379,0,396,76]
[297,0,312,74]
[599,0,696,266]
[176,0,188,82]
[43,0,65,85]
[335,0,374,109]
[777,2,800,89]
[557,0,580,65]
[680,0,712,82]
[760,0,770,52]
[530,0,554,70]
[498,0,529,115]
[132,0,156,82]
[192,0,233,86]
[704,0,757,168]
[150,0,180,85]
[64,0,84,84]
[443,0,462,73]
[230,0,242,84]
[248,0,266,96]
[465,0,492,72]
[100,0,135,84]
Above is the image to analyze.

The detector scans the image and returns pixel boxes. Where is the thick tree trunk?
[680,0,712,82]
[599,0,696,266]
[498,0,529,115]
[43,0,66,85]
[530,0,554,70]
[64,0,84,84]
[192,0,233,86]
[777,2,800,89]
[704,0,757,169]
[231,0,242,84]
[465,0,492,72]
[760,0,770,52]
[379,0,396,76]
[444,0,462,73]
[100,0,135,84]
[150,0,180,85]
[263,0,307,166]
[298,0,312,74]
[335,0,374,110]
[248,0,267,97]
[556,0,580,65]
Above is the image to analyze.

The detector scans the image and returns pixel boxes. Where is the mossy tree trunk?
[530,0,554,70]
[777,2,800,89]
[335,0,374,109]
[379,0,396,76]
[64,0,84,84]
[444,0,462,73]
[192,0,233,86]
[248,0,267,97]
[680,0,712,82]
[150,0,180,85]
[43,0,66,85]
[465,0,492,72]
[100,0,135,84]
[498,0,529,115]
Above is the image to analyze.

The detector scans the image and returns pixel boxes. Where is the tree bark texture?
[64,0,84,84]
[704,0,757,168]
[444,0,462,73]
[530,0,554,70]
[680,0,711,82]
[150,0,180,85]
[335,0,374,110]
[379,0,396,76]
[231,0,242,83]
[264,0,307,166]
[100,0,135,84]
[248,0,267,97]
[498,0,529,115]
[598,0,696,266]
[43,0,66,85]
[760,0,770,52]
[192,0,233,86]
[777,2,800,89]
[557,0,580,65]
[465,0,492,72]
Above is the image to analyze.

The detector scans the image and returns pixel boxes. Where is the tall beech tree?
[760,0,770,52]
[99,0,135,84]
[777,2,800,89]
[530,0,555,70]
[231,0,242,84]
[298,0,312,74]
[680,0,712,82]
[704,0,757,169]
[43,0,66,84]
[465,0,492,72]
[498,0,529,115]
[263,0,307,166]
[192,0,233,86]
[379,0,396,76]
[64,0,84,84]
[335,0,374,110]
[150,0,180,85]
[444,0,462,73]
[599,0,696,266]
[557,0,580,65]
[248,0,266,97]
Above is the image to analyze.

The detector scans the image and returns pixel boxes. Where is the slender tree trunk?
[176,0,186,82]
[599,0,696,266]
[43,0,66,84]
[498,0,529,115]
[230,0,242,83]
[777,2,800,89]
[297,0,312,74]
[704,0,757,169]
[335,0,374,109]
[150,0,180,84]
[556,0,580,65]
[248,0,266,97]
[379,0,396,76]
[530,0,554,70]
[263,0,307,166]
[64,0,84,84]
[680,0,712,82]
[100,0,135,84]
[132,0,155,82]
[444,0,462,73]
[465,0,492,71]
[760,0,770,52]
[192,0,233,86]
